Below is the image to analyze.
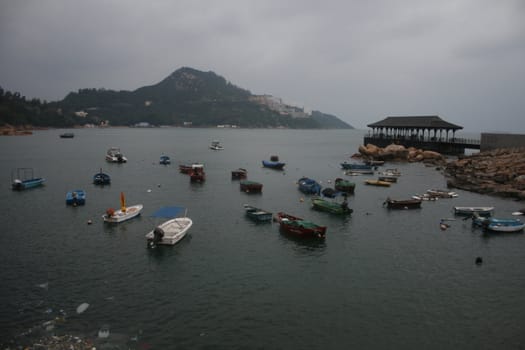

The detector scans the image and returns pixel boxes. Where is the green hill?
[1,67,354,129]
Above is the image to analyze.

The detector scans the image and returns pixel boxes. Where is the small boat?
[93,169,111,185]
[472,214,525,232]
[240,180,263,193]
[334,178,355,194]
[11,168,45,191]
[244,204,273,222]
[321,187,339,198]
[380,168,401,176]
[159,155,171,165]
[340,162,373,170]
[103,192,143,223]
[311,196,353,215]
[106,147,127,163]
[179,163,203,174]
[146,206,192,247]
[384,197,422,209]
[345,169,374,175]
[275,212,326,239]
[512,209,525,216]
[66,189,86,206]
[189,164,205,182]
[262,155,285,170]
[426,189,458,198]
[364,179,391,187]
[378,176,397,183]
[453,206,494,217]
[209,140,224,150]
[297,177,322,195]
[59,132,75,138]
[231,168,247,180]
[412,193,438,201]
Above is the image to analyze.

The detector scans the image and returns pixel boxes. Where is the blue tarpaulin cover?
[150,206,186,218]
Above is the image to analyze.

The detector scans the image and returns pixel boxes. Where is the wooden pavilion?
[364,115,479,154]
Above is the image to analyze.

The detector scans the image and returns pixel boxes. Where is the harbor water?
[1,128,524,349]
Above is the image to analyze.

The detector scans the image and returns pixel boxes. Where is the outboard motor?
[148,227,165,248]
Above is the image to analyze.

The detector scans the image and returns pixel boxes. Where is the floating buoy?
[157,184,161,187]
[147,189,152,193]
[300,197,304,202]
[76,302,89,314]
[475,257,483,265]
[87,220,93,225]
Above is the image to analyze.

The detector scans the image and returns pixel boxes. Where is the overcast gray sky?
[1,0,524,133]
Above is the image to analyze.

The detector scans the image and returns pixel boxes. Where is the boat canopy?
[151,206,186,218]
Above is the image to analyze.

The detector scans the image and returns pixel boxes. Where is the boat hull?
[385,199,422,209]
[454,207,494,217]
[244,205,272,222]
[240,181,263,193]
[12,178,45,191]
[276,213,326,238]
[298,177,322,195]
[66,190,86,206]
[146,217,193,245]
[103,204,143,223]
[311,198,353,215]
[262,160,285,169]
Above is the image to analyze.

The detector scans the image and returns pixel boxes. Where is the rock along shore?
[358,143,525,200]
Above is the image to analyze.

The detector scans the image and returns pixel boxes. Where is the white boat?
[209,140,224,150]
[146,206,192,247]
[103,192,142,223]
[427,189,458,198]
[106,147,127,163]
[453,206,494,217]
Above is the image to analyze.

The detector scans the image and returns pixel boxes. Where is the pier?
[364,116,480,155]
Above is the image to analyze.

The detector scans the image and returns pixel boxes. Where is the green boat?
[312,197,353,215]
[334,178,355,194]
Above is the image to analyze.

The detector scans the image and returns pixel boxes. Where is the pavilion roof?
[367,116,463,130]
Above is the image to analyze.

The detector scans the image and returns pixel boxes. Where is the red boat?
[231,168,247,180]
[240,180,262,193]
[189,164,205,183]
[275,212,327,238]
[180,163,203,174]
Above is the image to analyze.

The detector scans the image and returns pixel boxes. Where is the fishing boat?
[364,159,385,166]
[412,193,438,201]
[59,132,75,138]
[262,155,285,170]
[159,155,171,165]
[297,177,322,195]
[93,169,111,185]
[383,197,422,209]
[321,187,339,198]
[231,168,247,180]
[105,147,127,163]
[364,179,391,187]
[453,206,494,217]
[334,178,355,194]
[209,140,224,150]
[11,168,45,191]
[472,214,525,232]
[243,204,273,222]
[189,164,205,182]
[340,162,373,171]
[311,196,353,215]
[240,180,263,193]
[426,189,458,198]
[102,192,143,223]
[66,189,86,206]
[146,206,192,247]
[275,212,326,238]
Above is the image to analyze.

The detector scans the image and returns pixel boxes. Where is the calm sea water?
[1,128,524,349]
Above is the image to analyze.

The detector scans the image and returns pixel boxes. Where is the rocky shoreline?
[358,143,525,200]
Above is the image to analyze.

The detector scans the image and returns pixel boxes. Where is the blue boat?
[472,215,525,233]
[159,155,171,165]
[243,204,273,223]
[11,168,45,191]
[340,162,373,170]
[298,177,322,195]
[93,169,111,185]
[66,189,86,206]
[262,155,285,170]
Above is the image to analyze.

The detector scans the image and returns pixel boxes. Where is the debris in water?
[76,302,89,314]
[87,219,93,225]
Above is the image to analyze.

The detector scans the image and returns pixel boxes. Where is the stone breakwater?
[445,148,525,199]
[357,143,446,165]
[358,143,525,199]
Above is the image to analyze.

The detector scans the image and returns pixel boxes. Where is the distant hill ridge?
[1,67,353,129]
